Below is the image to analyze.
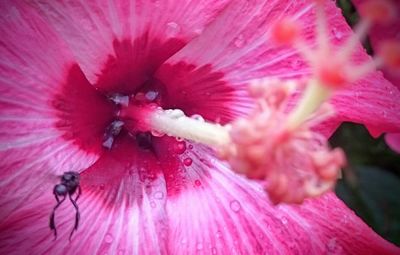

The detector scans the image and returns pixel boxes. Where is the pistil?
[120,103,231,147]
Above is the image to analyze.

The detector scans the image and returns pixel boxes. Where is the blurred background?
[332,0,400,245]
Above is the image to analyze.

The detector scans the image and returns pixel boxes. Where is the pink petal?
[385,133,400,153]
[0,2,100,220]
[30,0,231,86]
[353,0,400,139]
[0,141,169,254]
[166,148,398,254]
[353,0,400,89]
[2,146,397,254]
[161,0,400,135]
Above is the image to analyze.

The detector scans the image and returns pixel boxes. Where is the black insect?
[49,171,82,240]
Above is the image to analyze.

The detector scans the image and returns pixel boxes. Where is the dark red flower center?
[51,34,236,203]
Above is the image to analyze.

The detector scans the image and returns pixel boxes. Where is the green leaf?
[336,166,400,245]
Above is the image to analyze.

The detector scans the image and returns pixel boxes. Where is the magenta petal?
[352,0,400,90]
[163,0,400,135]
[30,0,231,85]
[352,0,400,139]
[165,148,398,254]
[0,138,170,254]
[0,2,99,220]
[1,146,398,254]
[332,73,400,136]
[385,133,400,153]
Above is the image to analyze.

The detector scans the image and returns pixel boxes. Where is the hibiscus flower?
[0,0,399,254]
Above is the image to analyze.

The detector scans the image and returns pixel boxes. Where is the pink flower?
[0,1,399,254]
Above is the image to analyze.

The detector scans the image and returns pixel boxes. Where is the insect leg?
[68,192,80,241]
[49,195,66,240]
[75,185,82,202]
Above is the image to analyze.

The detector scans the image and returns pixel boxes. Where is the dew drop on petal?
[104,233,114,243]
[145,90,158,101]
[229,200,241,212]
[194,180,202,186]
[99,183,105,190]
[154,191,164,199]
[166,22,180,37]
[211,247,217,254]
[183,158,193,166]
[174,141,186,154]
[332,28,343,40]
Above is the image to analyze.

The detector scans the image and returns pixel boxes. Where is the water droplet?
[280,217,288,224]
[211,247,217,254]
[229,200,241,212]
[191,114,205,122]
[166,109,185,118]
[150,201,156,208]
[216,230,222,238]
[183,158,193,166]
[166,22,180,37]
[176,137,183,142]
[341,215,349,224]
[194,28,203,35]
[104,233,114,243]
[154,191,164,199]
[151,130,165,137]
[332,28,343,40]
[188,144,194,150]
[174,141,186,154]
[145,91,158,101]
[194,180,202,186]
[234,34,245,47]
[99,184,105,190]
[196,243,203,250]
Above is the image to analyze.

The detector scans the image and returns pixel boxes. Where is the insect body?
[49,171,81,240]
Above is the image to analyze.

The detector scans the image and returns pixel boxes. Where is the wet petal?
[0,136,171,254]
[162,0,400,135]
[352,0,400,88]
[0,2,100,220]
[30,0,231,86]
[385,133,400,153]
[166,147,399,254]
